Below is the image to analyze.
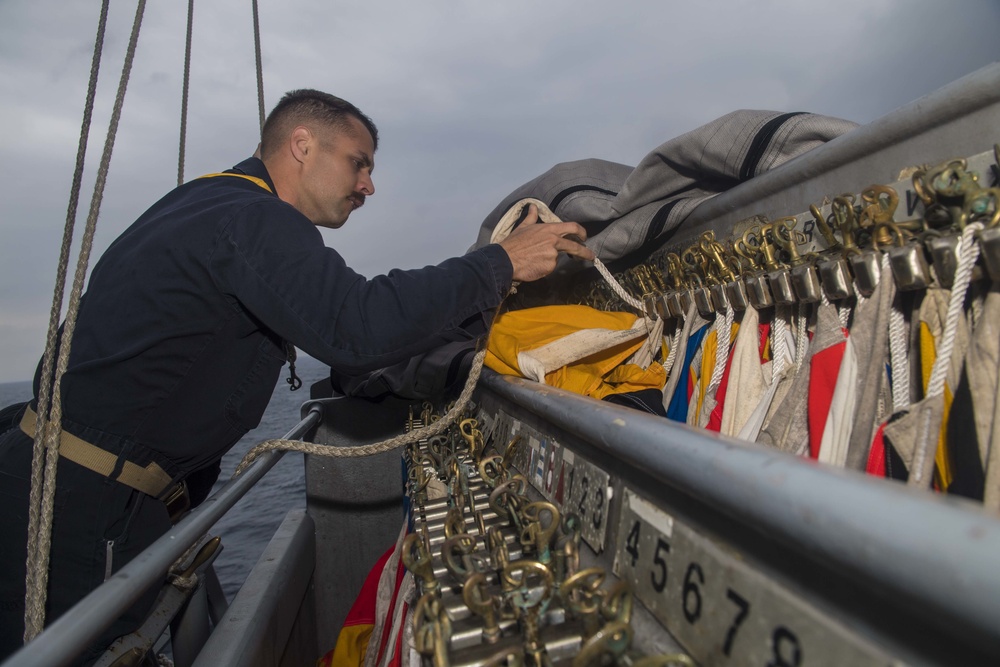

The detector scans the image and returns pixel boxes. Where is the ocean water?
[0,354,329,602]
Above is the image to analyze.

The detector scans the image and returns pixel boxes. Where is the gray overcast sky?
[1,0,998,383]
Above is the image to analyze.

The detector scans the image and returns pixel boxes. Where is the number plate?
[613,489,897,666]
[564,456,611,552]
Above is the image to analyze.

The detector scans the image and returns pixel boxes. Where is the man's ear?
[289,126,313,165]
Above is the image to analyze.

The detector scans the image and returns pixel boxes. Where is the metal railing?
[2,405,322,667]
[480,371,1000,657]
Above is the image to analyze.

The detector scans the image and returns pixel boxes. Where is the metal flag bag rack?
[299,63,1000,667]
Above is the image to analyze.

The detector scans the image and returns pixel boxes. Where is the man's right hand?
[497,204,595,282]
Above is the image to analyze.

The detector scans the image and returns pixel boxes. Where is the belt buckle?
[163,481,190,523]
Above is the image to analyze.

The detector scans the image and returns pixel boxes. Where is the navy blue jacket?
[40,158,512,476]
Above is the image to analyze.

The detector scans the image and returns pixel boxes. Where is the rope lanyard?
[909,223,984,487]
[25,1,111,630]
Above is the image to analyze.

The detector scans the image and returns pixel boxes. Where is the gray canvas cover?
[470,110,858,266]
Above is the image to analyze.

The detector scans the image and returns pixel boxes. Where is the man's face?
[300,116,375,229]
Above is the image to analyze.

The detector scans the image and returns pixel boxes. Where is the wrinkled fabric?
[919,289,972,489]
[705,336,738,433]
[885,288,970,488]
[470,111,858,266]
[692,326,720,425]
[739,319,796,441]
[323,546,396,667]
[720,307,769,436]
[662,306,705,411]
[817,338,859,467]
[696,321,738,428]
[867,422,888,478]
[758,304,843,454]
[948,286,1000,500]
[485,305,665,400]
[808,340,846,459]
[884,396,946,487]
[603,388,668,418]
[666,322,711,422]
[844,264,896,470]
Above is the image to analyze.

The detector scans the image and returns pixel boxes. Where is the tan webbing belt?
[19,406,174,498]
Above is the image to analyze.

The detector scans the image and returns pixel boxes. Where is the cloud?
[0,0,997,382]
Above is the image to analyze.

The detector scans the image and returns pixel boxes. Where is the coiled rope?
[236,347,490,476]
[24,0,147,641]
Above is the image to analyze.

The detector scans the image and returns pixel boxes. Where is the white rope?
[970,289,984,330]
[925,223,982,399]
[593,257,647,314]
[888,289,911,412]
[708,302,733,393]
[662,324,679,379]
[237,347,488,474]
[771,305,789,384]
[838,302,852,330]
[794,302,808,371]
[909,224,981,487]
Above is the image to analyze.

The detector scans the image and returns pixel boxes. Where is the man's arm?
[215,200,589,376]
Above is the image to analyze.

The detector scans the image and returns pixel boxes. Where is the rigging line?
[24,0,149,641]
[593,257,646,314]
[178,0,195,186]
[23,0,111,641]
[252,0,265,132]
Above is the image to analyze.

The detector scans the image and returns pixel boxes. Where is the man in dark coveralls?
[0,89,593,663]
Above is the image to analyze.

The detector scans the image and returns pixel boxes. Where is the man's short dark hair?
[259,89,379,159]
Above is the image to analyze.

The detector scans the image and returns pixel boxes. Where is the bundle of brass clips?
[573,148,1000,320]
[402,403,694,667]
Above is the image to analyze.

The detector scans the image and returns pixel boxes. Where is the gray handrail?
[480,370,1000,652]
[2,405,322,667]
